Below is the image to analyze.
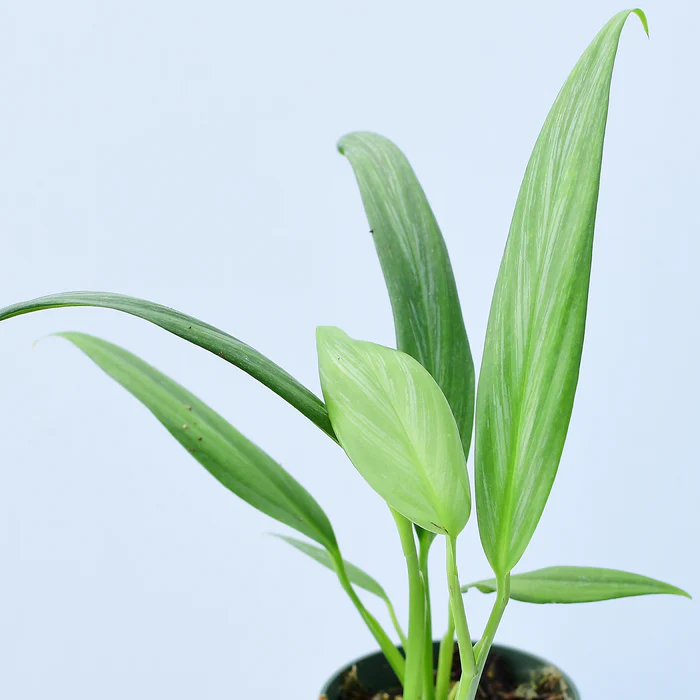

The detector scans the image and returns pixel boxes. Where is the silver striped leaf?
[475,10,648,576]
[317,326,470,536]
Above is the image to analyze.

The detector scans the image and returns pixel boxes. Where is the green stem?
[418,534,436,700]
[386,599,408,649]
[474,574,510,670]
[332,552,406,683]
[392,510,425,700]
[458,574,511,700]
[445,536,475,700]
[435,607,455,700]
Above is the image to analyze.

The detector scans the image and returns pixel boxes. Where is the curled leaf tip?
[632,8,650,37]
[336,132,358,155]
[337,131,387,156]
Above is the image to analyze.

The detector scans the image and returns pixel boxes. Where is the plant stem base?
[320,641,579,700]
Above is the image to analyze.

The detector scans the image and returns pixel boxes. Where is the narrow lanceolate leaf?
[53,332,337,550]
[475,10,648,576]
[462,566,690,604]
[272,535,389,602]
[0,292,334,439]
[317,327,470,536]
[338,132,475,458]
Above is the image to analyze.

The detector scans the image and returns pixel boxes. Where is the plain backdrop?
[0,0,697,697]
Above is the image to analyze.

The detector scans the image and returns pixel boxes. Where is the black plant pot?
[320,641,580,699]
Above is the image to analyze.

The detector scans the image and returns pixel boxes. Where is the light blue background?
[1,1,697,697]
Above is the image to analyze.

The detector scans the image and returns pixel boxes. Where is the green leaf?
[338,132,475,458]
[475,10,647,576]
[317,326,470,536]
[0,292,334,439]
[52,332,337,550]
[272,534,388,601]
[272,533,409,650]
[462,566,691,604]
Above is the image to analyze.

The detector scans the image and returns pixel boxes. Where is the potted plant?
[0,8,690,700]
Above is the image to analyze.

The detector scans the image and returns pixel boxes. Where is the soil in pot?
[331,642,573,700]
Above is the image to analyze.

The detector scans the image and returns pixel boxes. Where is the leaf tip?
[316,325,348,346]
[336,132,359,156]
[337,131,388,157]
[632,8,650,37]
[34,331,74,349]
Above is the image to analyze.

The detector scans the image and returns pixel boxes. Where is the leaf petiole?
[419,532,436,700]
[474,574,510,668]
[386,599,408,649]
[331,550,406,682]
[392,510,425,700]
[435,607,455,700]
[445,536,475,700]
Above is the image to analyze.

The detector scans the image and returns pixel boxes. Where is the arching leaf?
[53,332,337,550]
[338,132,475,458]
[0,292,334,439]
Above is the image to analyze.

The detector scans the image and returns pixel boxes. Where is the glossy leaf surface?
[463,566,690,604]
[0,292,334,438]
[317,326,470,536]
[339,132,475,457]
[475,10,648,576]
[53,332,337,550]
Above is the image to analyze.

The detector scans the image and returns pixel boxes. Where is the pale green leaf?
[338,132,475,458]
[475,10,647,576]
[272,534,388,601]
[317,326,470,536]
[53,332,337,550]
[0,292,334,439]
[462,566,690,604]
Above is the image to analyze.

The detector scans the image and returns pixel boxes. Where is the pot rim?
[320,640,579,696]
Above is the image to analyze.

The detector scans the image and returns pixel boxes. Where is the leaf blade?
[338,132,475,457]
[53,332,337,550]
[475,11,647,576]
[317,326,470,536]
[462,566,691,604]
[0,292,334,439]
[272,534,389,601]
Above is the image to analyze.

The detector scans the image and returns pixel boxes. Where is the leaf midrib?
[368,349,454,534]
